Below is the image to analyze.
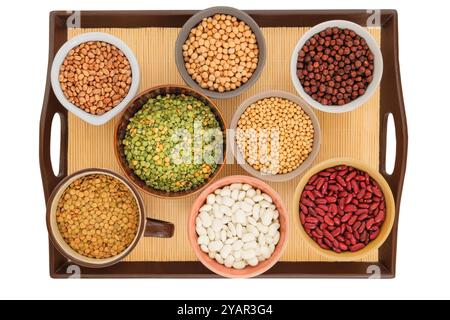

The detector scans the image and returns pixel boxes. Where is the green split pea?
[123,94,223,192]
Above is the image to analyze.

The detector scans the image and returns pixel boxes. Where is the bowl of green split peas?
[115,85,227,198]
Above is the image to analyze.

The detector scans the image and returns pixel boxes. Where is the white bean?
[238,191,246,201]
[207,228,215,241]
[215,253,224,265]
[236,224,243,238]
[220,244,232,259]
[199,211,212,228]
[246,188,256,198]
[260,200,271,209]
[262,193,273,203]
[232,240,243,251]
[200,204,212,212]
[240,201,253,213]
[230,183,242,190]
[224,255,235,268]
[233,210,246,225]
[261,209,274,226]
[243,241,257,250]
[222,197,234,207]
[252,195,264,203]
[252,204,260,220]
[269,244,275,253]
[197,235,210,245]
[241,249,256,260]
[206,194,216,205]
[200,244,209,253]
[244,197,255,206]
[221,230,227,243]
[220,205,232,216]
[242,233,256,243]
[231,189,239,200]
[258,234,266,246]
[212,218,224,232]
[213,204,222,218]
[242,184,252,191]
[247,257,259,267]
[196,224,207,236]
[273,231,280,245]
[233,261,246,270]
[208,240,223,252]
[220,188,231,197]
[260,245,271,259]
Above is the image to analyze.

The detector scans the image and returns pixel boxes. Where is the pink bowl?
[188,175,289,278]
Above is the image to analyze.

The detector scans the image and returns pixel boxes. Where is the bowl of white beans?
[188,175,289,278]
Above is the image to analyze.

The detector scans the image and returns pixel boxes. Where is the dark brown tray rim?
[40,9,408,279]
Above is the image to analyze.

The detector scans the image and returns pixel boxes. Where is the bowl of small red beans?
[290,20,383,113]
[293,158,395,261]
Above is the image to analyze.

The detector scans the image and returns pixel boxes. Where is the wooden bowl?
[115,84,227,199]
[293,158,395,261]
[188,175,289,278]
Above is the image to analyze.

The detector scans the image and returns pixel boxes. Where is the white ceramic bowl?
[290,20,383,114]
[51,32,140,126]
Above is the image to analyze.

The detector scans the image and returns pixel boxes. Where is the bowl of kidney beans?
[290,20,383,113]
[293,159,395,261]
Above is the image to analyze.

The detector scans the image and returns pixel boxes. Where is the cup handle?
[144,218,174,238]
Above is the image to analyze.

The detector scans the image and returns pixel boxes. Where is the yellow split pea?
[237,97,314,175]
[182,14,259,93]
[56,174,139,259]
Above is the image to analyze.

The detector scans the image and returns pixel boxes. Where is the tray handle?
[379,12,408,200]
[39,90,68,202]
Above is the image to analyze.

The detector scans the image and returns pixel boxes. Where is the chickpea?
[182,14,259,92]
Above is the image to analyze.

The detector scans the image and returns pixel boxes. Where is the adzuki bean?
[300,165,386,253]
[296,27,375,106]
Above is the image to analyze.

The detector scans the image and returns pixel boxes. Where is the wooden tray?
[40,10,407,278]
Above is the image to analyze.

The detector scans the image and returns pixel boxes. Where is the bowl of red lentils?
[51,32,140,125]
[290,20,383,113]
[175,6,266,99]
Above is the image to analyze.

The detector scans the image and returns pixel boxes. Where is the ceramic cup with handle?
[46,168,174,268]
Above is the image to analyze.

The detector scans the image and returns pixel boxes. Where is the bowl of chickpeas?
[46,169,174,268]
[175,6,266,99]
[230,90,322,182]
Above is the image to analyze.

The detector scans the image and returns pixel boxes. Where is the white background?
[0,0,448,300]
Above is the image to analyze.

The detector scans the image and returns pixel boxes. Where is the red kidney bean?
[344,204,358,212]
[358,214,368,221]
[304,223,317,230]
[305,217,319,225]
[341,213,352,223]
[324,216,334,226]
[375,211,385,223]
[300,165,387,254]
[315,207,326,216]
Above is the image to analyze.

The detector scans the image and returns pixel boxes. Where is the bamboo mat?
[67,27,381,262]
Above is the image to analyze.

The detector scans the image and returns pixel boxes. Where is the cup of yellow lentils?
[175,6,266,99]
[46,169,174,268]
[230,91,322,182]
